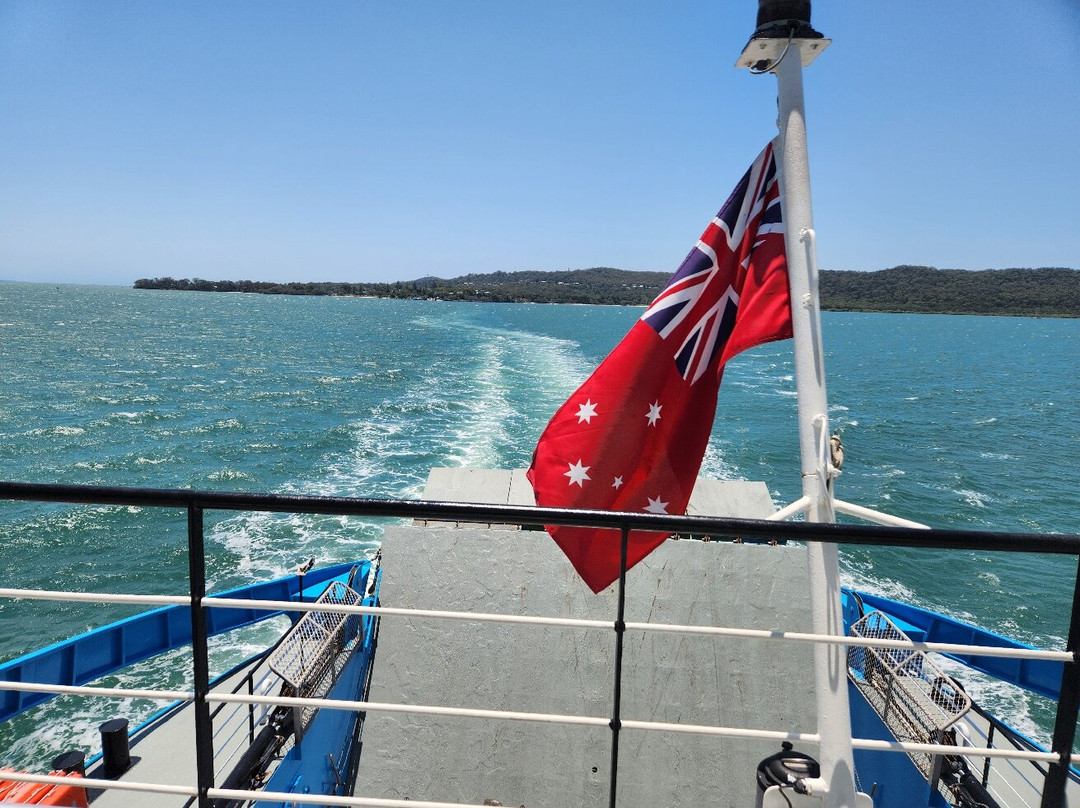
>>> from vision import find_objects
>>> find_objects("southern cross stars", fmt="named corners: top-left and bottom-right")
top-left (646, 400), bottom-right (662, 426)
top-left (575, 399), bottom-right (598, 424)
top-left (564, 459), bottom-right (591, 487)
top-left (644, 495), bottom-right (669, 514)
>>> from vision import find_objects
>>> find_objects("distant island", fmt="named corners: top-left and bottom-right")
top-left (134, 265), bottom-right (1080, 318)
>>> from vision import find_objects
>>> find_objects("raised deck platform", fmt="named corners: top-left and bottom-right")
top-left (352, 469), bottom-right (816, 808)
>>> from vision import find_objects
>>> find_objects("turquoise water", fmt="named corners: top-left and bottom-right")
top-left (1, 282), bottom-right (1077, 765)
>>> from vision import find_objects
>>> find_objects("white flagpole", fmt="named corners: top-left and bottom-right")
top-left (738, 4), bottom-right (859, 806)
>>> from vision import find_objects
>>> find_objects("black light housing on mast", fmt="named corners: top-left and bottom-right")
top-left (753, 0), bottom-right (822, 41)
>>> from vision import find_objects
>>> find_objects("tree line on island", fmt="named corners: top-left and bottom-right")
top-left (134, 265), bottom-right (1080, 318)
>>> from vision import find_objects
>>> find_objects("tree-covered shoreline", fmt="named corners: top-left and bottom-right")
top-left (134, 265), bottom-right (1080, 318)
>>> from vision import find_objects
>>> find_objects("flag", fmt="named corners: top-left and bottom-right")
top-left (527, 141), bottom-right (791, 593)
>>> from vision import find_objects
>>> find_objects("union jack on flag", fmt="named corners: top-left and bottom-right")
top-left (641, 144), bottom-right (784, 384)
top-left (528, 141), bottom-right (792, 593)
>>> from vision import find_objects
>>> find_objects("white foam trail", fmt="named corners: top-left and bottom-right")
top-left (443, 337), bottom-right (517, 470)
top-left (935, 656), bottom-right (1050, 749)
top-left (412, 312), bottom-right (592, 471)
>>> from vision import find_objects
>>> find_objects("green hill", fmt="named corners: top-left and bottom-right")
top-left (134, 265), bottom-right (1080, 317)
top-left (819, 265), bottom-right (1079, 317)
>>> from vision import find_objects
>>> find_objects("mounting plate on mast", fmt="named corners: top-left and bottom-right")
top-left (736, 0), bottom-right (829, 71)
top-left (736, 36), bottom-right (830, 71)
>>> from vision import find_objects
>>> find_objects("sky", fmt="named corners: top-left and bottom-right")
top-left (1, 1), bottom-right (1078, 287)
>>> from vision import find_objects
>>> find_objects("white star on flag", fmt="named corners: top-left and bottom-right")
top-left (564, 459), bottom-right (591, 487)
top-left (575, 399), bottom-right (598, 424)
top-left (646, 401), bottom-right (662, 426)
top-left (612, 476), bottom-right (624, 489)
top-left (644, 495), bottom-right (669, 514)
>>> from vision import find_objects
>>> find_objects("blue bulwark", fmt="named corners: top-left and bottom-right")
top-left (843, 589), bottom-right (1063, 701)
top-left (0, 561), bottom-right (362, 722)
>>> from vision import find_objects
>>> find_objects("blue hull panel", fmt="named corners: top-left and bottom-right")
top-left (0, 561), bottom-right (363, 722)
top-left (252, 632), bottom-right (376, 806)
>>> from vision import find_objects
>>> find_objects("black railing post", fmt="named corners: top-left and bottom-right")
top-left (982, 722), bottom-right (995, 787)
top-left (1041, 555), bottom-right (1080, 808)
top-left (248, 673), bottom-right (256, 744)
top-left (187, 504), bottom-right (215, 808)
top-left (607, 526), bottom-right (629, 808)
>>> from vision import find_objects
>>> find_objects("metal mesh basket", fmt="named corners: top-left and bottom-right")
top-left (268, 580), bottom-right (363, 738)
top-left (848, 610), bottom-right (971, 784)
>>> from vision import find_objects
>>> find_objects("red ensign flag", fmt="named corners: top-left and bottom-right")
top-left (527, 141), bottom-right (792, 592)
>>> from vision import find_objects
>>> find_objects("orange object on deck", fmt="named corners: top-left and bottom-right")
top-left (0, 767), bottom-right (21, 800)
top-left (0, 770), bottom-right (89, 806)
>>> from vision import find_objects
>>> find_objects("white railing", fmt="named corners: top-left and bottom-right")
top-left (0, 590), bottom-right (1075, 790)
top-left (2, 477), bottom-right (1078, 808)
top-left (1, 587), bottom-right (1071, 662)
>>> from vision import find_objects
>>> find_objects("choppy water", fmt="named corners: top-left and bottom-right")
top-left (0, 282), bottom-right (1077, 766)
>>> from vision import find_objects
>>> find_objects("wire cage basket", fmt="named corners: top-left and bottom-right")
top-left (848, 610), bottom-right (972, 785)
top-left (267, 580), bottom-right (363, 740)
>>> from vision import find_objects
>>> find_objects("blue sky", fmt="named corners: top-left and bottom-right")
top-left (2, 1), bottom-right (1078, 286)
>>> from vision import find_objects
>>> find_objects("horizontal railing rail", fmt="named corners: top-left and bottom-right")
top-left (2, 479), bottom-right (1079, 808)
top-left (2, 480), bottom-right (1080, 555)
top-left (0, 676), bottom-right (1072, 764)
top-left (0, 588), bottom-right (1071, 663)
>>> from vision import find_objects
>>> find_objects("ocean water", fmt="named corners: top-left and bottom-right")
top-left (0, 282), bottom-right (1077, 767)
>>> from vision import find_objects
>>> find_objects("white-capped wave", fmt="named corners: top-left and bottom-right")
top-left (207, 468), bottom-right (253, 481)
top-left (211, 509), bottom-right (381, 585)
top-left (957, 489), bottom-right (989, 508)
top-left (699, 441), bottom-right (741, 483)
top-left (839, 563), bottom-right (919, 604)
top-left (976, 570), bottom-right (1002, 588)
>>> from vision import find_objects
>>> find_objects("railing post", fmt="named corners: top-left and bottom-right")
top-left (248, 673), bottom-right (256, 744)
top-left (607, 526), bottom-right (629, 808)
top-left (982, 722), bottom-right (995, 787)
top-left (1041, 555), bottom-right (1080, 808)
top-left (187, 503), bottom-right (215, 808)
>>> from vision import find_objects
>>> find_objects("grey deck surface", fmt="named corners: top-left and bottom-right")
top-left (353, 470), bottom-right (817, 808)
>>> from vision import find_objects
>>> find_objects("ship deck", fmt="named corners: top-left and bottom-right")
top-left (81, 469), bottom-right (817, 808)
